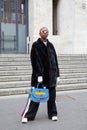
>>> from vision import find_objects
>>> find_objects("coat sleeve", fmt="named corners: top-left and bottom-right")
top-left (55, 51), bottom-right (60, 77)
top-left (30, 44), bottom-right (43, 77)
top-left (52, 44), bottom-right (60, 77)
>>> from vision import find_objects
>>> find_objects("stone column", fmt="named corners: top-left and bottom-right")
top-left (28, 0), bottom-right (53, 45)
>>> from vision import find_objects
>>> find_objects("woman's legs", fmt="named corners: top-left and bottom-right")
top-left (25, 101), bottom-right (40, 120)
top-left (47, 87), bottom-right (57, 119)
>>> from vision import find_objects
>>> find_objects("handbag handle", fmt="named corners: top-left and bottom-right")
top-left (36, 83), bottom-right (45, 88)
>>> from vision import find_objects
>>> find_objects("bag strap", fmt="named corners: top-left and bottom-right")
top-left (36, 83), bottom-right (44, 88)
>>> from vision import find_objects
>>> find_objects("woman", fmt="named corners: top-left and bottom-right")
top-left (22, 27), bottom-right (60, 123)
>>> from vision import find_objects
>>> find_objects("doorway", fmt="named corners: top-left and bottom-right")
top-left (0, 0), bottom-right (28, 54)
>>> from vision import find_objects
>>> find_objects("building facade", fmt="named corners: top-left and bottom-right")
top-left (0, 0), bottom-right (87, 54)
top-left (29, 0), bottom-right (87, 54)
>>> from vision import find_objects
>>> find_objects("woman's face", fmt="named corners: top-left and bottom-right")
top-left (39, 27), bottom-right (49, 39)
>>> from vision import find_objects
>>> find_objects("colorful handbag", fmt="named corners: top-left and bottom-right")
top-left (31, 83), bottom-right (49, 103)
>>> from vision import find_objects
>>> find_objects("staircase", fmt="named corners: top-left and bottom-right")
top-left (0, 54), bottom-right (87, 96)
top-left (0, 54), bottom-right (31, 96)
top-left (57, 54), bottom-right (87, 91)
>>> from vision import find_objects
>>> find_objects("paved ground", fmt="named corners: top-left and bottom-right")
top-left (0, 89), bottom-right (87, 130)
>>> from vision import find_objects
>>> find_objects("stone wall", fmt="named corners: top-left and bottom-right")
top-left (28, 0), bottom-right (87, 54)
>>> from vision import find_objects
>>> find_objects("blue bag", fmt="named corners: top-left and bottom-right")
top-left (31, 83), bottom-right (49, 103)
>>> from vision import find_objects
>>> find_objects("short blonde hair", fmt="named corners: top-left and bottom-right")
top-left (39, 27), bottom-right (49, 33)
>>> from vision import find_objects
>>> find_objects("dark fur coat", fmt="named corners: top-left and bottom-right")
top-left (30, 38), bottom-right (60, 88)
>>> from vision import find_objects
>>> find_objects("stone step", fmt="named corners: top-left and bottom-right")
top-left (0, 81), bottom-right (30, 89)
top-left (0, 72), bottom-right (87, 81)
top-left (1, 57), bottom-right (87, 62)
top-left (0, 60), bottom-right (87, 67)
top-left (0, 72), bottom-right (87, 82)
top-left (59, 64), bottom-right (87, 68)
top-left (0, 66), bottom-right (31, 71)
top-left (0, 54), bottom-right (29, 57)
top-left (0, 54), bottom-right (87, 58)
top-left (0, 69), bottom-right (86, 77)
top-left (0, 72), bottom-right (86, 81)
top-left (0, 62), bottom-right (30, 66)
top-left (0, 87), bottom-right (29, 96)
top-left (58, 56), bottom-right (87, 60)
top-left (59, 77), bottom-right (87, 85)
top-left (0, 55), bottom-right (87, 63)
top-left (0, 77), bottom-right (87, 89)
top-left (0, 70), bottom-right (32, 76)
top-left (0, 76), bottom-right (87, 87)
top-left (1, 63), bottom-right (87, 70)
top-left (58, 54), bottom-right (87, 57)
top-left (0, 75), bottom-right (30, 82)
top-left (56, 83), bottom-right (87, 91)
top-left (59, 61), bottom-right (87, 64)
top-left (1, 60), bottom-right (87, 65)
top-left (60, 68), bottom-right (87, 73)
top-left (0, 68), bottom-right (87, 76)
top-left (0, 61), bottom-right (87, 67)
top-left (0, 83), bottom-right (87, 96)
top-left (61, 73), bottom-right (87, 79)
top-left (1, 54), bottom-right (87, 59)
top-left (0, 57), bottom-right (30, 62)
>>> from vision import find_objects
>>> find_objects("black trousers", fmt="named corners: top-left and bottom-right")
top-left (25, 87), bottom-right (57, 120)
